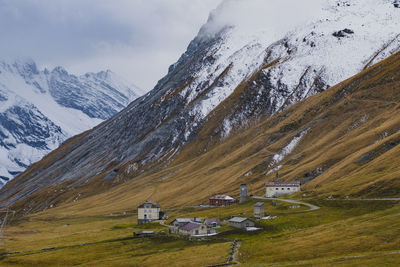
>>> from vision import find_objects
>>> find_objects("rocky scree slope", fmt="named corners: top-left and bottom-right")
top-left (0, 0), bottom-right (400, 210)
top-left (0, 59), bottom-right (143, 187)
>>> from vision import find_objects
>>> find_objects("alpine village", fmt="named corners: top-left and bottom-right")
top-left (1, 1), bottom-right (400, 266)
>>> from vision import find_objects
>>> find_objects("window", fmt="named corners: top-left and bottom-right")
top-left (276, 188), bottom-right (279, 190)
top-left (281, 188), bottom-right (284, 190)
top-left (145, 205), bottom-right (150, 209)
top-left (287, 188), bottom-right (291, 190)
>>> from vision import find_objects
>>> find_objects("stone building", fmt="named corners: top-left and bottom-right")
top-left (266, 181), bottom-right (301, 197)
top-left (228, 217), bottom-right (255, 229)
top-left (137, 200), bottom-right (164, 224)
top-left (254, 202), bottom-right (265, 219)
top-left (169, 218), bottom-right (201, 234)
top-left (178, 222), bottom-right (215, 236)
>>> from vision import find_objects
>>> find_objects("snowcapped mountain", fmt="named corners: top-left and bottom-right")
top-left (0, 59), bottom-right (143, 187)
top-left (0, 0), bottom-right (400, 210)
top-left (180, 0), bottom-right (400, 139)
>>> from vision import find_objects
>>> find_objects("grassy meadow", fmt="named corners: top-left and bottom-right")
top-left (2, 197), bottom-right (400, 266)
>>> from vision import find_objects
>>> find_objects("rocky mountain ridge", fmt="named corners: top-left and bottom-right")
top-left (0, 59), bottom-right (143, 187)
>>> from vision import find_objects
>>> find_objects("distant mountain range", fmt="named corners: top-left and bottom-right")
top-left (1, 0), bottom-right (400, 214)
top-left (0, 59), bottom-right (144, 187)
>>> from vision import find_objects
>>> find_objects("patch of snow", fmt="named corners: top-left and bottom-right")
top-left (261, 216), bottom-right (277, 220)
top-left (266, 129), bottom-right (309, 174)
top-left (222, 118), bottom-right (233, 139)
top-left (244, 171), bottom-right (252, 177)
top-left (192, 232), bottom-right (219, 237)
top-left (246, 227), bottom-right (262, 231)
top-left (348, 114), bottom-right (369, 131)
top-left (8, 144), bottom-right (47, 167)
top-left (266, 165), bottom-right (283, 175)
top-left (272, 130), bottom-right (309, 165)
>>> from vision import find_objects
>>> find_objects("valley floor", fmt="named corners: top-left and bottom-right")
top-left (1, 197), bottom-right (400, 266)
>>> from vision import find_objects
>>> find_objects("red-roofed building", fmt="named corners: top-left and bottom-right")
top-left (209, 194), bottom-right (238, 206)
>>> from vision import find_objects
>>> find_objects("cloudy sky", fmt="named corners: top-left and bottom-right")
top-left (0, 0), bottom-right (222, 90)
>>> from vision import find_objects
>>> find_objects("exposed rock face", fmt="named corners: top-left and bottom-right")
top-left (0, 59), bottom-right (143, 187)
top-left (1, 0), bottom-right (400, 208)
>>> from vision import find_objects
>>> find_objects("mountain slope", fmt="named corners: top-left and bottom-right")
top-left (4, 48), bottom-right (400, 219)
top-left (0, 59), bottom-right (143, 187)
top-left (1, 0), bottom-right (400, 212)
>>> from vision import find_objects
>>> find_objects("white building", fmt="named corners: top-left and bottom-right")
top-left (169, 218), bottom-right (202, 234)
top-left (169, 218), bottom-right (217, 236)
top-left (266, 181), bottom-right (301, 197)
top-left (228, 217), bottom-right (255, 229)
top-left (137, 200), bottom-right (163, 224)
top-left (178, 222), bottom-right (216, 236)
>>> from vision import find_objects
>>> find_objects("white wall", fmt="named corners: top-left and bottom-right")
top-left (138, 207), bottom-right (160, 220)
top-left (266, 186), bottom-right (300, 197)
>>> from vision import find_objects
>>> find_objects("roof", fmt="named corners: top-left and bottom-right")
top-left (204, 218), bottom-right (221, 225)
top-left (173, 218), bottom-right (193, 224)
top-left (266, 181), bottom-right (300, 187)
top-left (140, 231), bottom-right (154, 234)
top-left (137, 200), bottom-right (161, 208)
top-left (179, 222), bottom-right (203, 231)
top-left (254, 202), bottom-right (264, 207)
top-left (210, 194), bottom-right (236, 200)
top-left (175, 218), bottom-right (192, 223)
top-left (172, 218), bottom-right (202, 224)
top-left (228, 217), bottom-right (253, 223)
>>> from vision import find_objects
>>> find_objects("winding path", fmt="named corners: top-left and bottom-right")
top-left (252, 196), bottom-right (320, 212)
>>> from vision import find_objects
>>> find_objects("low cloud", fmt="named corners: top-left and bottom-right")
top-left (0, 0), bottom-right (221, 90)
top-left (200, 0), bottom-right (326, 40)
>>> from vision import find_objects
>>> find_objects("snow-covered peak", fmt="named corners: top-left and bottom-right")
top-left (12, 58), bottom-right (39, 76)
top-left (82, 70), bottom-right (145, 102)
top-left (179, 0), bottom-right (400, 131)
top-left (0, 58), bottom-right (144, 187)
top-left (51, 66), bottom-right (69, 75)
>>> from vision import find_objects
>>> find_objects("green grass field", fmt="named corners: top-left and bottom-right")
top-left (2, 198), bottom-right (399, 266)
